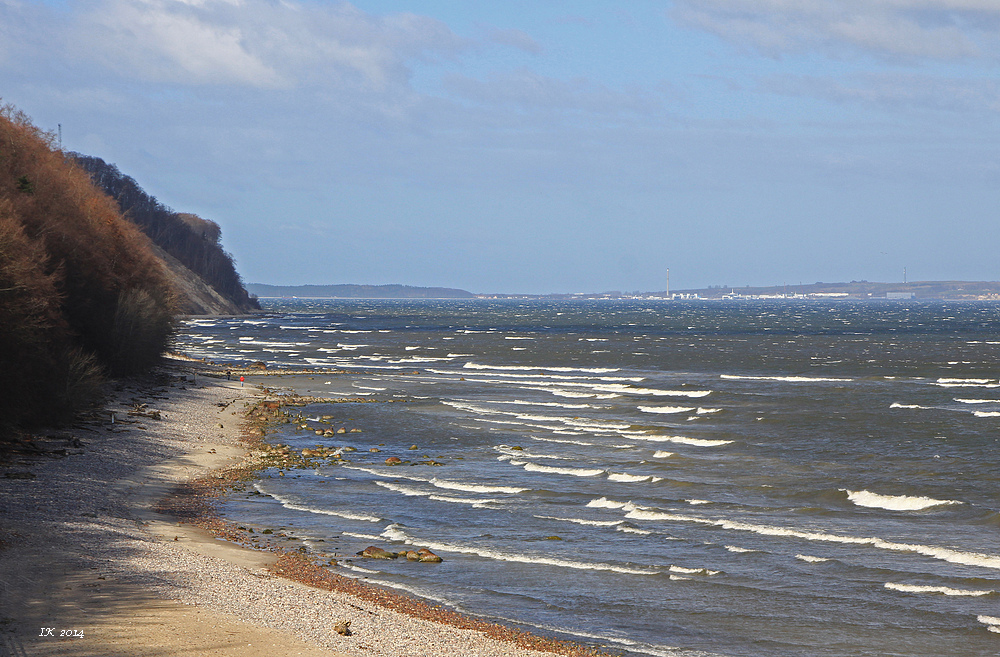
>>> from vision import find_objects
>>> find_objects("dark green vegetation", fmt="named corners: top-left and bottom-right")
top-left (73, 154), bottom-right (260, 314)
top-left (247, 283), bottom-right (474, 299)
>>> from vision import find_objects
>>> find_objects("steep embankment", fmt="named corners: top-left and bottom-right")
top-left (0, 102), bottom-right (175, 431)
top-left (72, 154), bottom-right (260, 315)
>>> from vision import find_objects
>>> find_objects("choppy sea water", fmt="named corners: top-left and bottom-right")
top-left (174, 299), bottom-right (1000, 656)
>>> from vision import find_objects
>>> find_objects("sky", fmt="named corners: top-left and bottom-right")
top-left (2, 0), bottom-right (999, 293)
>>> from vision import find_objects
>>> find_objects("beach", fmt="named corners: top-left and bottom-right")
top-left (0, 359), bottom-right (589, 657)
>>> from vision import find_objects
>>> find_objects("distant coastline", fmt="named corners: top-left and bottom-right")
top-left (251, 280), bottom-right (1000, 302)
top-left (247, 283), bottom-right (475, 299)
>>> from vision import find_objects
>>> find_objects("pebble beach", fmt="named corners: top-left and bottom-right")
top-left (0, 359), bottom-right (600, 657)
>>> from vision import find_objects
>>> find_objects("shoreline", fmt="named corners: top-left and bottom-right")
top-left (0, 358), bottom-right (613, 657)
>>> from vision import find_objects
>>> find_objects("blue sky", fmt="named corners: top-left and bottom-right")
top-left (3, 0), bottom-right (999, 293)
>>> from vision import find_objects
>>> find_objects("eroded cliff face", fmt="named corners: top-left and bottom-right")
top-left (149, 244), bottom-right (248, 315)
top-left (71, 153), bottom-right (260, 315)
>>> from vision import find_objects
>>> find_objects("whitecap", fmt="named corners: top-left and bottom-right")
top-left (430, 477), bottom-right (527, 494)
top-left (885, 582), bottom-right (993, 596)
top-left (843, 489), bottom-right (962, 511)
top-left (535, 515), bottom-right (624, 527)
top-left (523, 463), bottom-right (604, 477)
top-left (639, 405), bottom-right (696, 414)
top-left (889, 402), bottom-right (930, 410)
top-left (464, 362), bottom-right (620, 374)
top-left (974, 411), bottom-right (1000, 417)
top-left (252, 484), bottom-right (381, 522)
top-left (586, 497), bottom-right (633, 509)
top-left (608, 473), bottom-right (658, 483)
top-left (721, 374), bottom-right (852, 383)
top-left (616, 526), bottom-right (653, 535)
top-left (638, 435), bottom-right (733, 447)
top-left (795, 555), bottom-right (830, 563)
top-left (652, 450), bottom-right (675, 458)
top-left (955, 398), bottom-right (1000, 404)
top-left (393, 535), bottom-right (658, 575)
top-left (668, 565), bottom-right (719, 576)
top-left (621, 508), bottom-right (1000, 571)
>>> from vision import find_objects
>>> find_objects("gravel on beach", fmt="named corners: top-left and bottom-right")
top-left (0, 364), bottom-right (613, 657)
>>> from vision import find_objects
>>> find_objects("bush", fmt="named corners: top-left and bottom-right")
top-left (0, 101), bottom-right (177, 435)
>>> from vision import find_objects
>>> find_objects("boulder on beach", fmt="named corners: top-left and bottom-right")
top-left (334, 619), bottom-right (351, 636)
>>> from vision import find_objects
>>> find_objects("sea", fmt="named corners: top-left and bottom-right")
top-left (173, 299), bottom-right (1000, 656)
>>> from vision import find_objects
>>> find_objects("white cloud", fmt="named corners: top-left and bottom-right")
top-left (762, 72), bottom-right (1000, 113)
top-left (3, 0), bottom-right (465, 90)
top-left (484, 26), bottom-right (544, 54)
top-left (672, 0), bottom-right (1000, 60)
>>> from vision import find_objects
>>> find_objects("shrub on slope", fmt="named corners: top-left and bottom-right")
top-left (0, 102), bottom-right (175, 431)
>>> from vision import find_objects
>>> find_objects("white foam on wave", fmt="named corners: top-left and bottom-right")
top-left (493, 445), bottom-right (574, 460)
top-left (720, 374), bottom-right (852, 383)
top-left (541, 388), bottom-right (619, 399)
top-left (386, 531), bottom-right (659, 575)
top-left (608, 473), bottom-right (662, 483)
top-left (885, 582), bottom-right (993, 596)
top-left (669, 565), bottom-right (719, 576)
top-left (795, 554), bottom-right (830, 563)
top-left (522, 462), bottom-right (604, 477)
top-left (634, 435), bottom-right (733, 447)
top-left (955, 398), bottom-right (1000, 404)
top-left (340, 563), bottom-right (380, 575)
top-left (535, 514), bottom-right (625, 527)
top-left (843, 489), bottom-right (962, 511)
top-left (620, 506), bottom-right (1000, 571)
top-left (342, 531), bottom-right (383, 541)
top-left (978, 615), bottom-right (1000, 632)
top-left (938, 378), bottom-right (995, 384)
top-left (725, 545), bottom-right (759, 553)
top-left (696, 407), bottom-right (722, 414)
top-left (639, 405), bottom-right (696, 414)
top-left (430, 477), bottom-right (528, 494)
top-left (889, 402), bottom-right (932, 410)
top-left (464, 362), bottom-right (620, 374)
top-left (974, 411), bottom-right (1000, 417)
top-left (373, 481), bottom-right (502, 506)
top-left (587, 497), bottom-right (636, 510)
top-left (253, 484), bottom-right (381, 522)
top-left (617, 526), bottom-right (653, 535)
top-left (469, 398), bottom-right (593, 409)
top-left (686, 499), bottom-right (712, 505)
top-left (532, 436), bottom-right (598, 447)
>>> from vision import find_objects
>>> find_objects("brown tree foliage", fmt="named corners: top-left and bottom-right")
top-left (0, 102), bottom-right (176, 432)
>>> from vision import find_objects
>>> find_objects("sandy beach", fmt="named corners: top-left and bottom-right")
top-left (0, 360), bottom-right (601, 657)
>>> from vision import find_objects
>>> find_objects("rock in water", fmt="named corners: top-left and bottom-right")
top-left (417, 548), bottom-right (443, 563)
top-left (359, 546), bottom-right (397, 559)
